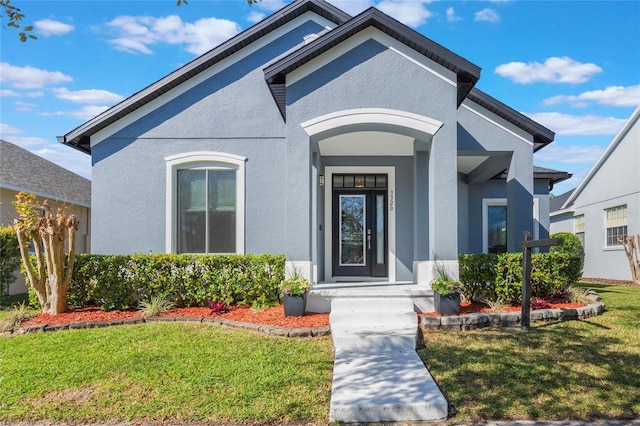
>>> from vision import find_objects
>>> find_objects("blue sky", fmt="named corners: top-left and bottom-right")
top-left (1, 0), bottom-right (639, 196)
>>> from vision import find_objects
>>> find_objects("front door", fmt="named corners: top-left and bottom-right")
top-left (332, 174), bottom-right (388, 277)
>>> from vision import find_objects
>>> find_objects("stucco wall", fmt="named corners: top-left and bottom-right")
top-left (90, 20), bottom-right (325, 255)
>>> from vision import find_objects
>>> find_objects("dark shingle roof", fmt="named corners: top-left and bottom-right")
top-left (467, 89), bottom-right (555, 151)
top-left (0, 139), bottom-right (91, 207)
top-left (550, 189), bottom-right (575, 213)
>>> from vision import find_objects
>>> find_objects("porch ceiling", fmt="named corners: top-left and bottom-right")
top-left (318, 131), bottom-right (416, 156)
top-left (457, 155), bottom-right (488, 174)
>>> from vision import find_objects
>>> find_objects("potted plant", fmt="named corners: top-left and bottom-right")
top-left (431, 268), bottom-right (463, 315)
top-left (281, 267), bottom-right (311, 317)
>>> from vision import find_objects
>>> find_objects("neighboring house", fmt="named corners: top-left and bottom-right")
top-left (0, 139), bottom-right (91, 294)
top-left (550, 105), bottom-right (640, 282)
top-left (58, 0), bottom-right (567, 291)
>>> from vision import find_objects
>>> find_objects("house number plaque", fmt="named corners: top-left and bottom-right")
top-left (389, 190), bottom-right (394, 211)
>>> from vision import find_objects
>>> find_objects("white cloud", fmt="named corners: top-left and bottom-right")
top-left (34, 18), bottom-right (74, 36)
top-left (52, 87), bottom-right (124, 104)
top-left (329, 0), bottom-right (374, 16)
top-left (446, 7), bottom-right (462, 23)
top-left (43, 105), bottom-right (111, 121)
top-left (474, 8), bottom-right (500, 23)
top-left (15, 101), bottom-right (37, 112)
top-left (377, 1), bottom-right (433, 28)
top-left (0, 123), bottom-right (23, 135)
top-left (526, 112), bottom-right (627, 136)
top-left (495, 57), bottom-right (602, 84)
top-left (544, 85), bottom-right (640, 108)
top-left (107, 15), bottom-right (241, 56)
top-left (246, 11), bottom-right (266, 24)
top-left (534, 144), bottom-right (606, 166)
top-left (0, 89), bottom-right (19, 97)
top-left (0, 62), bottom-right (73, 89)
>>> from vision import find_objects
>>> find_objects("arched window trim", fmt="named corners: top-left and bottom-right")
top-left (165, 152), bottom-right (246, 254)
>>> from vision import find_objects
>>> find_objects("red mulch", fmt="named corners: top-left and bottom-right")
top-left (20, 304), bottom-right (330, 328)
top-left (19, 299), bottom-right (586, 327)
top-left (420, 300), bottom-right (585, 317)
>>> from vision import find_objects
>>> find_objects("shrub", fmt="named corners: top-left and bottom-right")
top-left (0, 302), bottom-right (31, 331)
top-left (458, 253), bottom-right (498, 301)
top-left (550, 232), bottom-right (584, 287)
top-left (66, 253), bottom-right (285, 311)
top-left (0, 226), bottom-right (21, 297)
top-left (138, 295), bottom-right (175, 317)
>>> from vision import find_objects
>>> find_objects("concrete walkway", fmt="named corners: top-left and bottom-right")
top-left (329, 296), bottom-right (448, 423)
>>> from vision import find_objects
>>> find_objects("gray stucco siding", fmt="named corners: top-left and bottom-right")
top-left (92, 19), bottom-right (326, 165)
top-left (91, 138), bottom-right (287, 255)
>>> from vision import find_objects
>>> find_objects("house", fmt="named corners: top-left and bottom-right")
top-left (58, 0), bottom-right (568, 303)
top-left (550, 105), bottom-right (640, 282)
top-left (0, 139), bottom-right (91, 294)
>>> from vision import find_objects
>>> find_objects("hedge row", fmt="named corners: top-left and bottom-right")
top-left (0, 227), bottom-right (21, 296)
top-left (458, 233), bottom-right (584, 304)
top-left (65, 254), bottom-right (286, 311)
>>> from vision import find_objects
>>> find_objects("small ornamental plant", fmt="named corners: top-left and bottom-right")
top-left (208, 300), bottom-right (229, 315)
top-left (282, 277), bottom-right (311, 296)
top-left (281, 261), bottom-right (311, 296)
top-left (430, 265), bottom-right (463, 296)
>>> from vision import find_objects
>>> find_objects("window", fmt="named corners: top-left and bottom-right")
top-left (483, 199), bottom-right (507, 254)
top-left (605, 205), bottom-right (627, 247)
top-left (574, 214), bottom-right (585, 248)
top-left (166, 152), bottom-right (245, 254)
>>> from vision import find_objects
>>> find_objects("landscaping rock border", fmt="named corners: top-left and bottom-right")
top-left (420, 301), bottom-right (606, 331)
top-left (2, 316), bottom-right (332, 338)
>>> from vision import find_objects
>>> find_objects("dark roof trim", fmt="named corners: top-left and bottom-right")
top-left (264, 7), bottom-right (481, 119)
top-left (466, 88), bottom-right (555, 151)
top-left (58, 0), bottom-right (350, 154)
top-left (496, 166), bottom-right (571, 191)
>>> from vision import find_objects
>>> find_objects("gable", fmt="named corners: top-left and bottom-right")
top-left (564, 105), bottom-right (640, 209)
top-left (59, 0), bottom-right (350, 153)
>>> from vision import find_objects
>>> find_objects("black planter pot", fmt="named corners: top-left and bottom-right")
top-left (283, 293), bottom-right (307, 317)
top-left (434, 291), bottom-right (461, 315)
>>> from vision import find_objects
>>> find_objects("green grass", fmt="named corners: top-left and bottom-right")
top-left (420, 283), bottom-right (640, 422)
top-left (0, 293), bottom-right (33, 322)
top-left (0, 323), bottom-right (334, 423)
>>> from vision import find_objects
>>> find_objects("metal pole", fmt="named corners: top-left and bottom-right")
top-left (521, 233), bottom-right (532, 331)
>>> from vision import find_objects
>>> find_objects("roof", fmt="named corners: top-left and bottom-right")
top-left (550, 189), bottom-right (575, 214)
top-left (467, 89), bottom-right (555, 151)
top-left (561, 104), bottom-right (640, 210)
top-left (0, 139), bottom-right (91, 207)
top-left (496, 165), bottom-right (571, 189)
top-left (58, 0), bottom-right (554, 157)
top-left (264, 6), bottom-right (481, 119)
top-left (58, 0), bottom-right (350, 154)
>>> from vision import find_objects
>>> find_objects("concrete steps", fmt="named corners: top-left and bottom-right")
top-left (329, 296), bottom-right (448, 423)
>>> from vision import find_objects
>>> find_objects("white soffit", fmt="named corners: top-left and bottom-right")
top-left (318, 131), bottom-right (415, 156)
top-left (457, 156), bottom-right (489, 174)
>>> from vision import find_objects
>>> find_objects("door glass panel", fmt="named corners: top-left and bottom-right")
top-left (177, 170), bottom-right (206, 253)
top-left (340, 195), bottom-right (366, 266)
top-left (487, 205), bottom-right (507, 254)
top-left (376, 194), bottom-right (385, 264)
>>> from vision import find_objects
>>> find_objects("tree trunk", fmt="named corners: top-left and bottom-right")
top-left (620, 234), bottom-right (640, 285)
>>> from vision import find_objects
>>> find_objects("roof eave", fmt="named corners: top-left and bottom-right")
top-left (264, 7), bottom-right (481, 119)
top-left (61, 0), bottom-right (350, 153)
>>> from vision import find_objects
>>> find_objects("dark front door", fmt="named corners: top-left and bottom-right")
top-left (332, 174), bottom-right (388, 277)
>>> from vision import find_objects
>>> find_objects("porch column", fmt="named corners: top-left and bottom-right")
top-left (414, 150), bottom-right (429, 261)
top-left (414, 129), bottom-right (459, 286)
top-left (506, 146), bottom-right (534, 252)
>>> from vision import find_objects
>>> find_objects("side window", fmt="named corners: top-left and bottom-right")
top-left (166, 152), bottom-right (245, 254)
top-left (483, 199), bottom-right (507, 254)
top-left (605, 205), bottom-right (627, 247)
top-left (574, 214), bottom-right (585, 248)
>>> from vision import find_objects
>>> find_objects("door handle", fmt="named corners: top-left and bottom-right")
top-left (367, 229), bottom-right (371, 250)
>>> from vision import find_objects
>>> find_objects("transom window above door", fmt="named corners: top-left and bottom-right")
top-left (332, 174), bottom-right (387, 189)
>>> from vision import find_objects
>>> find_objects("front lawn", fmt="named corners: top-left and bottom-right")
top-left (420, 283), bottom-right (640, 421)
top-left (0, 323), bottom-right (334, 423)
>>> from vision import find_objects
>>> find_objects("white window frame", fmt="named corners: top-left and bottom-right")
top-left (482, 198), bottom-right (507, 254)
top-left (604, 205), bottom-right (627, 248)
top-left (574, 214), bottom-right (585, 247)
top-left (165, 152), bottom-right (246, 254)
